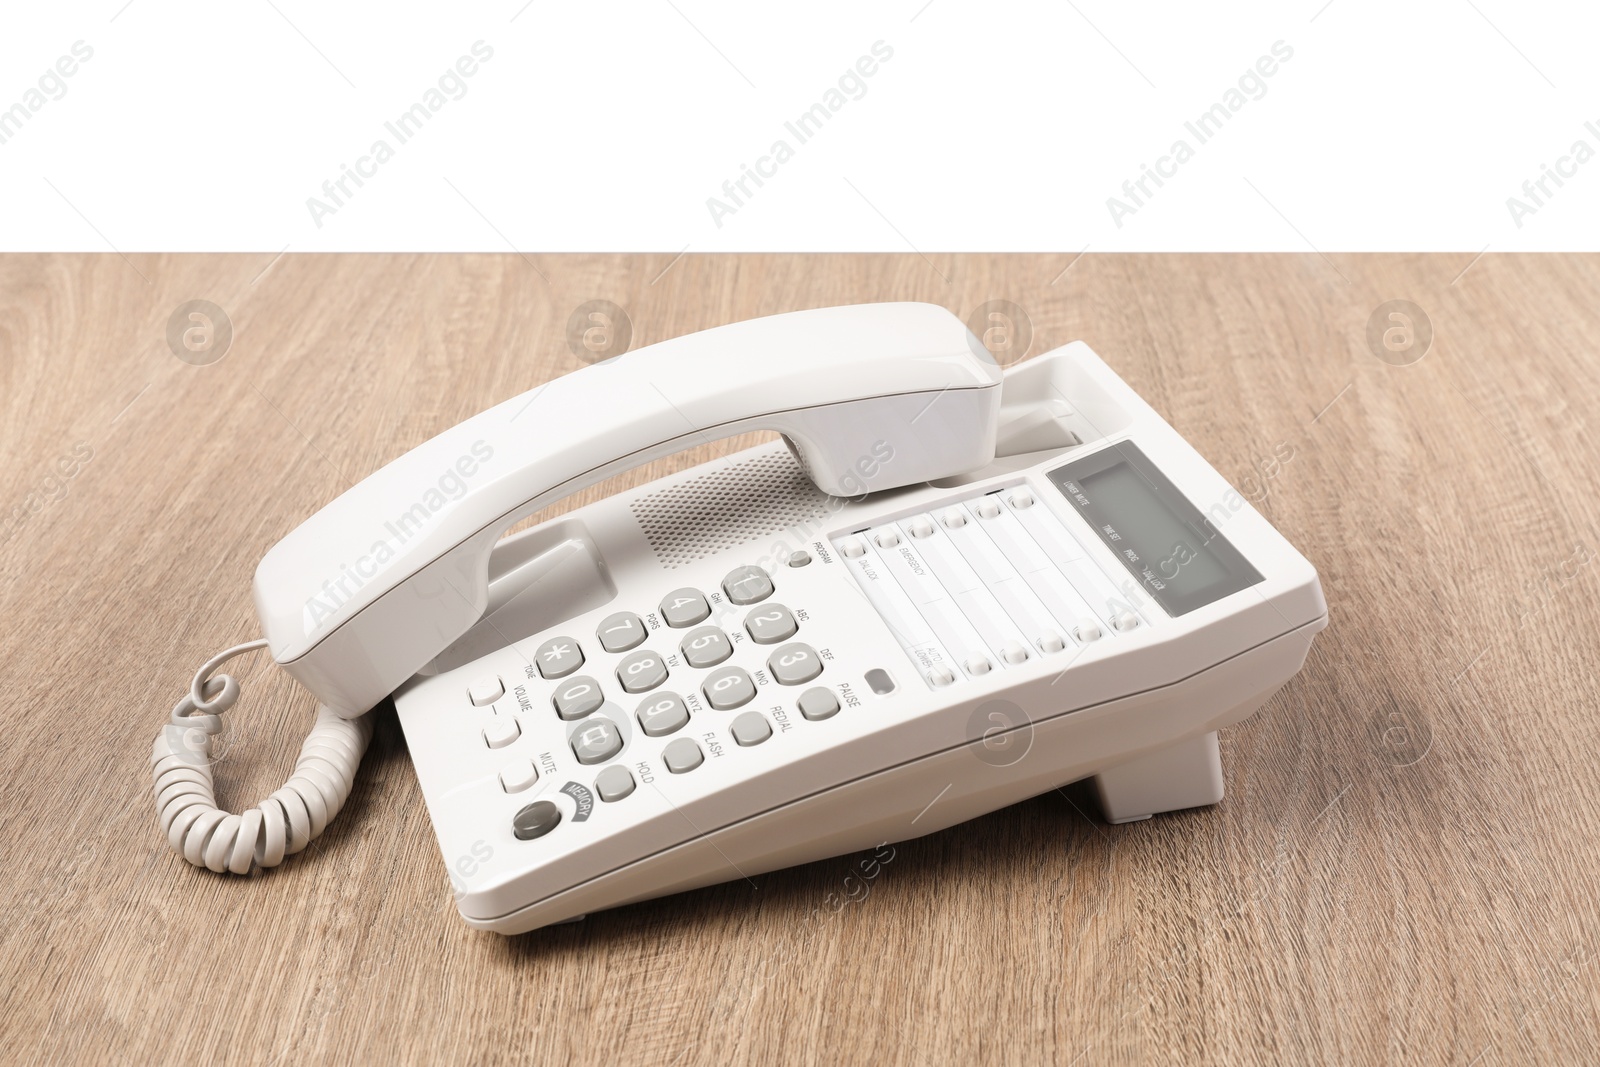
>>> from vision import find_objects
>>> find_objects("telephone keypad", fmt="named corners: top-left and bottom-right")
top-left (595, 765), bottom-right (636, 802)
top-left (744, 604), bottom-right (797, 645)
top-left (637, 692), bottom-right (690, 737)
top-left (552, 676), bottom-right (604, 721)
top-left (617, 650), bottom-right (668, 693)
top-left (768, 642), bottom-right (823, 686)
top-left (703, 666), bottom-right (756, 710)
top-left (596, 611), bottom-right (648, 653)
top-left (660, 588), bottom-right (710, 628)
top-left (680, 626), bottom-right (733, 668)
top-left (730, 711), bottom-right (773, 746)
top-left (722, 565), bottom-right (774, 605)
top-left (535, 637), bottom-right (584, 679)
top-left (662, 738), bottom-right (704, 774)
top-left (571, 718), bottom-right (624, 765)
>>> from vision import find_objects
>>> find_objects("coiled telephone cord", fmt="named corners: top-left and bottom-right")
top-left (149, 640), bottom-right (372, 873)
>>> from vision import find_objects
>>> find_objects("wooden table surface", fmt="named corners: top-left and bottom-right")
top-left (3, 253), bottom-right (1598, 1066)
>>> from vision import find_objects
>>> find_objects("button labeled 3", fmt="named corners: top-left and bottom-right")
top-left (768, 642), bottom-right (823, 686)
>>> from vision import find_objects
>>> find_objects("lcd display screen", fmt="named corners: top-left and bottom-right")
top-left (1046, 442), bottom-right (1263, 615)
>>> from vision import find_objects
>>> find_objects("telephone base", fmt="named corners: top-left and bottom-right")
top-left (1092, 731), bottom-right (1225, 824)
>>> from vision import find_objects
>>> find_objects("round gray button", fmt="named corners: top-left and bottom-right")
top-left (596, 611), bottom-right (647, 653)
top-left (662, 737), bottom-right (704, 774)
top-left (535, 636), bottom-right (584, 679)
top-left (702, 666), bottom-right (756, 710)
top-left (798, 686), bottom-right (840, 721)
top-left (512, 800), bottom-right (562, 840)
top-left (730, 711), bottom-right (773, 746)
top-left (680, 626), bottom-right (733, 668)
top-left (722, 565), bottom-right (774, 605)
top-left (787, 550), bottom-right (812, 568)
top-left (570, 717), bottom-right (623, 765)
top-left (617, 649), bottom-right (668, 693)
top-left (744, 603), bottom-right (797, 645)
top-left (768, 642), bottom-right (823, 686)
top-left (660, 588), bottom-right (710, 628)
top-left (595, 765), bottom-right (636, 802)
top-left (552, 675), bottom-right (604, 720)
top-left (636, 692), bottom-right (690, 737)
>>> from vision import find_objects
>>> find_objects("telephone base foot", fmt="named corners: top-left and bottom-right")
top-left (1092, 731), bottom-right (1224, 824)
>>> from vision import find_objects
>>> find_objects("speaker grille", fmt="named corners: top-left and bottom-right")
top-left (631, 450), bottom-right (834, 568)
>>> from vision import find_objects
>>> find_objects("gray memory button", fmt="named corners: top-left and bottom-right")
top-left (662, 737), bottom-right (704, 774)
top-left (596, 611), bottom-right (647, 653)
top-left (702, 666), bottom-right (756, 710)
top-left (660, 588), bottom-right (710, 628)
top-left (570, 717), bottom-right (623, 765)
top-left (722, 565), bottom-right (774, 605)
top-left (744, 603), bottom-right (797, 645)
top-left (552, 675), bottom-right (604, 720)
top-left (797, 686), bottom-right (840, 721)
top-left (681, 626), bottom-right (732, 668)
top-left (636, 691), bottom-right (689, 737)
top-left (730, 711), bottom-right (773, 746)
top-left (768, 642), bottom-right (823, 686)
top-left (535, 636), bottom-right (584, 679)
top-left (595, 764), bottom-right (635, 802)
top-left (617, 649), bottom-right (668, 693)
top-left (512, 800), bottom-right (562, 841)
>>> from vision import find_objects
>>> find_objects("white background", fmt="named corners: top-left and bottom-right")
top-left (2, 1), bottom-right (1596, 251)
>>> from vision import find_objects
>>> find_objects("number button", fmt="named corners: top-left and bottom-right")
top-left (722, 565), bottom-right (774, 605)
top-left (744, 603), bottom-right (797, 645)
top-left (596, 611), bottom-right (647, 653)
top-left (768, 642), bottom-right (823, 686)
top-left (662, 738), bottom-right (704, 774)
top-left (660, 588), bottom-right (710, 628)
top-left (570, 718), bottom-right (623, 765)
top-left (680, 626), bottom-right (733, 668)
top-left (702, 666), bottom-right (756, 710)
top-left (636, 692), bottom-right (690, 737)
top-left (617, 650), bottom-right (668, 693)
top-left (551, 676), bottom-right (604, 721)
top-left (535, 637), bottom-right (584, 679)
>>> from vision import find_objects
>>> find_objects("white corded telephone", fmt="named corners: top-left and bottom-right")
top-left (151, 302), bottom-right (1327, 934)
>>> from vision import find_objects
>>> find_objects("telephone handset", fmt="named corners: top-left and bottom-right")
top-left (152, 302), bottom-right (1327, 932)
top-left (153, 304), bottom-right (1003, 870)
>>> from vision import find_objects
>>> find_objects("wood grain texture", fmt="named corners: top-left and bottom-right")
top-left (3, 253), bottom-right (1599, 1066)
